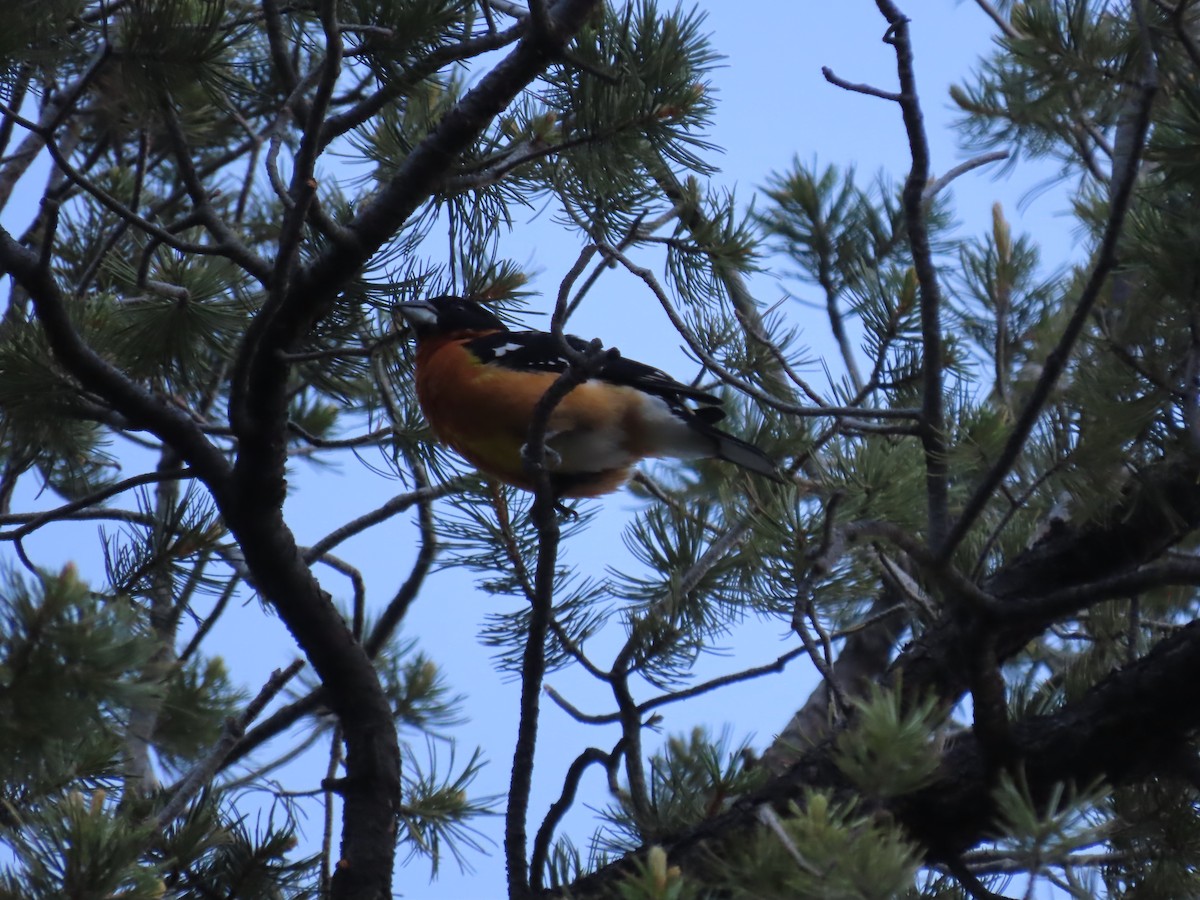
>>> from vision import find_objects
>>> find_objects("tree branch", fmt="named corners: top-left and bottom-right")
top-left (874, 2), bottom-right (950, 547)
top-left (548, 614), bottom-right (1200, 897)
top-left (939, 22), bottom-right (1158, 562)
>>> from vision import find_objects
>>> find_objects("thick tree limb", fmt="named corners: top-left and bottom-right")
top-left (545, 445), bottom-right (1200, 896)
top-left (549, 600), bottom-right (1200, 898)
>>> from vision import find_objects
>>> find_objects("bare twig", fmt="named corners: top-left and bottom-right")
top-left (365, 450), bottom-right (440, 656)
top-left (821, 66), bottom-right (903, 102)
top-left (529, 744), bottom-right (624, 891)
top-left (922, 151), bottom-right (1011, 204)
top-left (302, 479), bottom-right (469, 564)
top-left (0, 468), bottom-right (191, 541)
top-left (545, 645), bottom-right (810, 726)
top-left (972, 0), bottom-right (1023, 41)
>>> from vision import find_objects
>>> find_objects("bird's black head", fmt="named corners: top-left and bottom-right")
top-left (395, 295), bottom-right (508, 337)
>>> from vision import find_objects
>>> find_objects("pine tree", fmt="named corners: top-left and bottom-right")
top-left (2, 1), bottom-right (1200, 899)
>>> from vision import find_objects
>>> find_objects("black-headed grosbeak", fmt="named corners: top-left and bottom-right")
top-left (397, 295), bottom-right (783, 498)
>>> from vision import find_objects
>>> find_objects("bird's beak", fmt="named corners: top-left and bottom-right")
top-left (394, 301), bottom-right (438, 328)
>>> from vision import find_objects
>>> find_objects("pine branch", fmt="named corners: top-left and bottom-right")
top-left (643, 152), bottom-right (795, 397)
top-left (319, 22), bottom-right (526, 148)
top-left (157, 100), bottom-right (272, 284)
top-left (600, 238), bottom-right (919, 421)
top-left (873, 1), bottom-right (950, 547)
top-left (0, 45), bottom-right (109, 213)
top-left (939, 16), bottom-right (1159, 562)
top-left (150, 659), bottom-right (305, 831)
top-left (548, 438), bottom-right (1200, 896)
top-left (228, 0), bottom-right (602, 470)
top-left (972, 0), bottom-right (1024, 41)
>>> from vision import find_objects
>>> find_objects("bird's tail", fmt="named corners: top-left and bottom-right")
top-left (642, 397), bottom-right (785, 482)
top-left (709, 429), bottom-right (785, 482)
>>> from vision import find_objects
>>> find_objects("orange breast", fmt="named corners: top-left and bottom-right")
top-left (414, 336), bottom-right (647, 496)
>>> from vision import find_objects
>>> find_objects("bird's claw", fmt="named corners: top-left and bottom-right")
top-left (521, 442), bottom-right (561, 469)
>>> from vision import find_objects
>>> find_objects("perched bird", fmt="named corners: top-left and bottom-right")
top-left (396, 295), bottom-right (783, 498)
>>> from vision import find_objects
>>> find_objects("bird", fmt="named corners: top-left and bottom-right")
top-left (395, 295), bottom-right (784, 498)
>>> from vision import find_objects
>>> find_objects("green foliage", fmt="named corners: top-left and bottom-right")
top-left (613, 502), bottom-right (743, 686)
top-left (541, 0), bottom-right (722, 241)
top-left (398, 741), bottom-right (495, 875)
top-left (989, 770), bottom-right (1113, 885)
top-left (951, 0), bottom-right (1134, 168)
top-left (157, 793), bottom-right (318, 899)
top-left (375, 640), bottom-right (467, 734)
top-left (718, 793), bottom-right (921, 900)
top-left (0, 568), bottom-right (316, 899)
top-left (951, 203), bottom-right (1063, 411)
top-left (154, 655), bottom-right (244, 768)
top-left (0, 326), bottom-right (115, 498)
top-left (1103, 779), bottom-right (1200, 898)
top-left (761, 161), bottom-right (908, 298)
top-left (0, 0), bottom-right (86, 86)
top-left (0, 789), bottom-right (163, 900)
top-left (834, 684), bottom-right (940, 800)
top-left (100, 484), bottom-right (224, 601)
top-left (98, 252), bottom-right (248, 393)
top-left (342, 0), bottom-right (470, 68)
top-left (113, 0), bottom-right (244, 107)
top-left (0, 567), bottom-right (156, 788)
top-left (602, 728), bottom-right (765, 850)
top-left (614, 844), bottom-right (701, 900)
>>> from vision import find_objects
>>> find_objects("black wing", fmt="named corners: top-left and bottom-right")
top-left (466, 330), bottom-right (721, 408)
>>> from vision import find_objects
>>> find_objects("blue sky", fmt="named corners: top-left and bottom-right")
top-left (2, 3), bottom-right (1081, 897)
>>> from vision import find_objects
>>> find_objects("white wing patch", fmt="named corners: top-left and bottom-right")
top-left (490, 342), bottom-right (525, 358)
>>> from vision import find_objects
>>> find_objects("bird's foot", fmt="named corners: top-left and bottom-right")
top-left (521, 441), bottom-right (561, 469)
